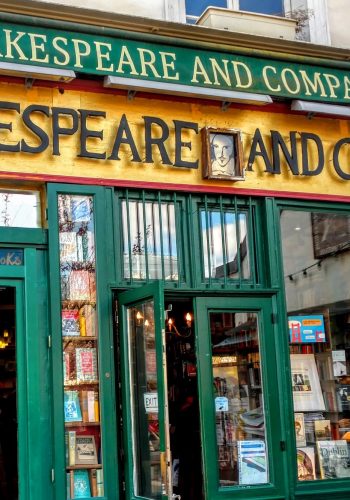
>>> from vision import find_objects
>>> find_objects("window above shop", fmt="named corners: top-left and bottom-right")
top-left (0, 189), bottom-right (42, 228)
top-left (185, 0), bottom-right (285, 23)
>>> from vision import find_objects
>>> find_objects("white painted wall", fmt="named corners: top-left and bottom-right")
top-left (327, 0), bottom-right (350, 48)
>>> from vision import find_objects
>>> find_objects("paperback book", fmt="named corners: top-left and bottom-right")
top-left (237, 440), bottom-right (268, 485)
top-left (75, 435), bottom-right (97, 465)
top-left (336, 385), bottom-right (350, 411)
top-left (317, 440), bottom-right (350, 478)
top-left (72, 469), bottom-right (91, 498)
top-left (76, 348), bottom-right (98, 382)
top-left (64, 390), bottom-right (82, 422)
top-left (297, 447), bottom-right (316, 480)
top-left (62, 309), bottom-right (80, 336)
top-left (294, 413), bottom-right (306, 447)
top-left (314, 419), bottom-right (331, 440)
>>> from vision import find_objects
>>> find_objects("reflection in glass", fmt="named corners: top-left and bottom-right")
top-left (0, 190), bottom-right (41, 228)
top-left (122, 200), bottom-right (178, 281)
top-left (201, 210), bottom-right (250, 280)
top-left (127, 300), bottom-right (161, 499)
top-left (209, 311), bottom-right (268, 486)
top-left (281, 210), bottom-right (350, 481)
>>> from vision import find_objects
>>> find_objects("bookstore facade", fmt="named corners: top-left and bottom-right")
top-left (2, 12), bottom-right (350, 500)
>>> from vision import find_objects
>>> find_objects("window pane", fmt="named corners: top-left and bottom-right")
top-left (58, 194), bottom-right (105, 498)
top-left (281, 210), bottom-right (350, 481)
top-left (127, 301), bottom-right (161, 499)
top-left (185, 0), bottom-right (227, 17)
top-left (239, 0), bottom-right (284, 16)
top-left (201, 210), bottom-right (250, 280)
top-left (122, 200), bottom-right (178, 281)
top-left (0, 190), bottom-right (41, 228)
top-left (210, 311), bottom-right (269, 486)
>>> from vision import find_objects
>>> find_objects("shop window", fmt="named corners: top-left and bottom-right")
top-left (58, 194), bottom-right (104, 498)
top-left (200, 207), bottom-right (250, 281)
top-left (121, 198), bottom-right (179, 282)
top-left (281, 209), bottom-right (350, 481)
top-left (0, 189), bottom-right (41, 228)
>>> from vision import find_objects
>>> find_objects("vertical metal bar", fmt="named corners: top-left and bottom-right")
top-left (234, 197), bottom-right (242, 286)
top-left (248, 197), bottom-right (256, 286)
top-left (173, 192), bottom-right (181, 287)
top-left (125, 190), bottom-right (133, 284)
top-left (141, 190), bottom-right (149, 282)
top-left (219, 195), bottom-right (227, 286)
top-left (157, 192), bottom-right (165, 281)
top-left (204, 195), bottom-right (212, 286)
top-left (187, 194), bottom-right (196, 287)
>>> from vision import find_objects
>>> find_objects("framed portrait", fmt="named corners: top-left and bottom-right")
top-left (201, 127), bottom-right (244, 180)
top-left (290, 354), bottom-right (325, 412)
top-left (311, 212), bottom-right (350, 259)
top-left (75, 435), bottom-right (97, 465)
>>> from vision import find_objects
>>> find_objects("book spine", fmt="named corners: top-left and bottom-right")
top-left (90, 469), bottom-right (98, 497)
top-left (66, 472), bottom-right (71, 500)
top-left (76, 234), bottom-right (84, 262)
top-left (81, 390), bottom-right (89, 422)
top-left (70, 470), bottom-right (74, 499)
top-left (68, 431), bottom-right (76, 466)
top-left (79, 311), bottom-right (87, 337)
top-left (87, 391), bottom-right (95, 422)
top-left (96, 469), bottom-right (104, 497)
top-left (94, 391), bottom-right (100, 422)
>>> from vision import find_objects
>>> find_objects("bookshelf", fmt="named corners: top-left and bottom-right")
top-left (58, 194), bottom-right (104, 499)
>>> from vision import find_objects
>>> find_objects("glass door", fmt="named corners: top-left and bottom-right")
top-left (118, 283), bottom-right (171, 500)
top-left (195, 296), bottom-right (287, 500)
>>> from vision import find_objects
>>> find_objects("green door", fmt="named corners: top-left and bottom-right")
top-left (195, 295), bottom-right (287, 500)
top-left (118, 282), bottom-right (172, 500)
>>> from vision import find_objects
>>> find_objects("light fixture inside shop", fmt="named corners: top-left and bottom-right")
top-left (166, 312), bottom-right (192, 338)
top-left (291, 99), bottom-right (350, 118)
top-left (0, 62), bottom-right (76, 88)
top-left (104, 76), bottom-right (273, 107)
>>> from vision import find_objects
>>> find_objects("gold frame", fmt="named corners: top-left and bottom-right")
top-left (201, 127), bottom-right (244, 181)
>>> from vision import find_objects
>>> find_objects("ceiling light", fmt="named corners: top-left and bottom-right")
top-left (291, 99), bottom-right (350, 118)
top-left (104, 76), bottom-right (272, 106)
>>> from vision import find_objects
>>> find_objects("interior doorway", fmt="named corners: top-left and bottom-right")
top-left (164, 297), bottom-right (203, 500)
top-left (0, 285), bottom-right (18, 500)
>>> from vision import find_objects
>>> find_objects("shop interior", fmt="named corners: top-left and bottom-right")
top-left (0, 286), bottom-right (17, 500)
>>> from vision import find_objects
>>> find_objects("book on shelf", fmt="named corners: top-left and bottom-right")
top-left (94, 391), bottom-right (100, 422)
top-left (63, 352), bottom-right (73, 384)
top-left (332, 350), bottom-right (347, 377)
top-left (62, 309), bottom-right (80, 336)
top-left (314, 419), bottom-right (331, 441)
top-left (96, 469), bottom-right (104, 497)
top-left (79, 304), bottom-right (97, 337)
top-left (90, 469), bottom-right (98, 497)
top-left (294, 413), bottom-right (306, 447)
top-left (66, 472), bottom-right (71, 500)
top-left (336, 385), bottom-right (350, 411)
top-left (68, 431), bottom-right (76, 466)
top-left (68, 270), bottom-right (94, 301)
top-left (80, 390), bottom-right (97, 423)
top-left (72, 469), bottom-right (91, 498)
top-left (64, 390), bottom-right (82, 422)
top-left (237, 440), bottom-right (267, 485)
top-left (60, 232), bottom-right (78, 262)
top-left (71, 197), bottom-right (91, 223)
top-left (317, 440), bottom-right (350, 479)
top-left (75, 435), bottom-right (97, 465)
top-left (297, 447), bottom-right (316, 480)
top-left (76, 348), bottom-right (98, 383)
top-left (315, 352), bottom-right (333, 381)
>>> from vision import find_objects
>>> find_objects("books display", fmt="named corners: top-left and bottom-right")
top-left (297, 447), bottom-right (316, 480)
top-left (317, 440), bottom-right (350, 479)
top-left (237, 440), bottom-right (268, 485)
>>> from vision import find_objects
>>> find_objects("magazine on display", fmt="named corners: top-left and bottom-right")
top-left (297, 447), bottom-right (316, 481)
top-left (332, 350), bottom-right (347, 377)
top-left (290, 354), bottom-right (325, 412)
top-left (237, 440), bottom-right (268, 485)
top-left (317, 440), bottom-right (350, 479)
top-left (336, 385), bottom-right (350, 411)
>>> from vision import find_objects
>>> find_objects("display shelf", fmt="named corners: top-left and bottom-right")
top-left (66, 465), bottom-right (102, 470)
top-left (63, 336), bottom-right (98, 341)
top-left (65, 422), bottom-right (100, 428)
top-left (64, 381), bottom-right (99, 387)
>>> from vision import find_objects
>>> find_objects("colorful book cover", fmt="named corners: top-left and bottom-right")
top-left (297, 447), bottom-right (316, 480)
top-left (60, 232), bottom-right (78, 262)
top-left (288, 315), bottom-right (326, 343)
top-left (317, 440), bottom-right (349, 478)
top-left (237, 440), bottom-right (267, 485)
top-left (62, 309), bottom-right (80, 336)
top-left (68, 270), bottom-right (91, 301)
top-left (314, 419), bottom-right (331, 440)
top-left (75, 348), bottom-right (98, 382)
top-left (73, 469), bottom-right (91, 498)
top-left (64, 390), bottom-right (82, 422)
top-left (294, 413), bottom-right (306, 447)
